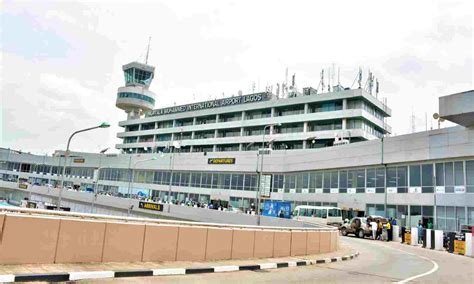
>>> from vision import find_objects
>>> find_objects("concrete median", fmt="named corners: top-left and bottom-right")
top-left (0, 210), bottom-right (339, 265)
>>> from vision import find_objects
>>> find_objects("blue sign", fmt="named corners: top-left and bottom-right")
top-left (262, 200), bottom-right (292, 219)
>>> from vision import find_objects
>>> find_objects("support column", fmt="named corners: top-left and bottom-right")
top-left (303, 140), bottom-right (307, 149)
top-left (214, 129), bottom-right (218, 138)
top-left (213, 145), bottom-right (217, 152)
top-left (342, 118), bottom-right (347, 130)
top-left (271, 107), bottom-right (275, 117)
top-left (303, 122), bottom-right (308, 132)
top-left (193, 117), bottom-right (197, 125)
top-left (304, 103), bottom-right (309, 114)
top-left (241, 111), bottom-right (246, 120)
top-left (343, 98), bottom-right (347, 110)
top-left (216, 114), bottom-right (220, 123)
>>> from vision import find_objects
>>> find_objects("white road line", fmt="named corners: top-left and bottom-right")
top-left (345, 238), bottom-right (439, 283)
top-left (396, 256), bottom-right (439, 284)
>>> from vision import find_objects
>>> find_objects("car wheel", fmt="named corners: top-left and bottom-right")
top-left (341, 228), bottom-right (348, 236)
top-left (357, 229), bottom-right (365, 238)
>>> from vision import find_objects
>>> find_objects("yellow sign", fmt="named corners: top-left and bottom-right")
top-left (73, 158), bottom-right (85, 163)
top-left (139, 201), bottom-right (163, 212)
top-left (18, 183), bottom-right (28, 189)
top-left (454, 240), bottom-right (465, 255)
top-left (208, 158), bottom-right (235, 165)
top-left (405, 233), bottom-right (411, 244)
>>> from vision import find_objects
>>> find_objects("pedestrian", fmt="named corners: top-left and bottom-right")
top-left (386, 220), bottom-right (392, 242)
top-left (417, 220), bottom-right (424, 244)
top-left (376, 220), bottom-right (382, 240)
top-left (427, 220), bottom-right (433, 229)
top-left (370, 219), bottom-right (377, 240)
top-left (279, 209), bottom-right (285, 218)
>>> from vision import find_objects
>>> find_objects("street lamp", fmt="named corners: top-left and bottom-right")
top-left (256, 123), bottom-right (281, 225)
top-left (127, 156), bottom-right (158, 216)
top-left (57, 122), bottom-right (110, 210)
top-left (165, 141), bottom-right (181, 213)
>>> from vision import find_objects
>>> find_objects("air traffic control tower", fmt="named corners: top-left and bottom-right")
top-left (115, 62), bottom-right (156, 119)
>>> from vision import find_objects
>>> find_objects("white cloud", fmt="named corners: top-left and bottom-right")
top-left (1, 0), bottom-right (472, 153)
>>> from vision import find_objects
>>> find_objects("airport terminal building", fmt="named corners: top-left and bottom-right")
top-left (1, 61), bottom-right (473, 231)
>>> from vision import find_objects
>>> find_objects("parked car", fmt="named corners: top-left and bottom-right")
top-left (339, 216), bottom-right (388, 238)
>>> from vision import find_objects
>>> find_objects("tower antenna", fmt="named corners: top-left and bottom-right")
top-left (145, 36), bottom-right (152, 64)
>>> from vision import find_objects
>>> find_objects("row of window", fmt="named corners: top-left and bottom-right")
top-left (3, 160), bottom-right (472, 193)
top-left (122, 118), bottom-right (384, 145)
top-left (118, 92), bottom-right (155, 104)
top-left (123, 98), bottom-right (386, 133)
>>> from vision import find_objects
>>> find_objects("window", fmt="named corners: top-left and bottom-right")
top-left (467, 161), bottom-right (474, 193)
top-left (454, 161), bottom-right (464, 186)
top-left (421, 164), bottom-right (433, 193)
top-left (330, 171), bottom-right (338, 189)
top-left (231, 174), bottom-right (244, 190)
top-left (409, 165), bottom-right (421, 187)
top-left (397, 166), bottom-right (408, 193)
top-left (436, 163), bottom-right (444, 186)
top-left (190, 172), bottom-right (201, 187)
top-left (339, 171), bottom-right (347, 193)
top-left (445, 162), bottom-right (454, 193)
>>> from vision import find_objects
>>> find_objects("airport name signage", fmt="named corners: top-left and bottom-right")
top-left (139, 201), bottom-right (164, 212)
top-left (146, 92), bottom-right (271, 117)
top-left (208, 158), bottom-right (236, 165)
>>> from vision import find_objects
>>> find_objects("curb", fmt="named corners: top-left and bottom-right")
top-left (0, 252), bottom-right (359, 282)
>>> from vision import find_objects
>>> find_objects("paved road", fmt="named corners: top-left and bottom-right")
top-left (91, 237), bottom-right (474, 283)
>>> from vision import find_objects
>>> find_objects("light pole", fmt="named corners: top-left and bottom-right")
top-left (90, 166), bottom-right (109, 213)
top-left (127, 156), bottom-right (158, 216)
top-left (256, 123), bottom-right (281, 225)
top-left (57, 122), bottom-right (110, 210)
top-left (166, 141), bottom-right (181, 213)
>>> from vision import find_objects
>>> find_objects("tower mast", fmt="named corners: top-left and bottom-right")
top-left (145, 36), bottom-right (152, 65)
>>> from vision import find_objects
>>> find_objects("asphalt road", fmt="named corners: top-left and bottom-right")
top-left (89, 236), bottom-right (474, 283)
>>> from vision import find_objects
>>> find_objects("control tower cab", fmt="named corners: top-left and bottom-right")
top-left (115, 61), bottom-right (156, 119)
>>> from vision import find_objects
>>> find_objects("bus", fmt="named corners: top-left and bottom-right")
top-left (292, 206), bottom-right (343, 226)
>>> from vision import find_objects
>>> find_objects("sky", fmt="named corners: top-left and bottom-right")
top-left (1, 0), bottom-right (472, 154)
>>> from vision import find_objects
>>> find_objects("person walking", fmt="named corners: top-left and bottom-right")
top-left (417, 220), bottom-right (424, 245)
top-left (376, 220), bottom-right (383, 240)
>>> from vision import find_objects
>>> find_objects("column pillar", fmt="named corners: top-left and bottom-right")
top-left (304, 122), bottom-right (308, 132)
top-left (303, 140), bottom-right (307, 149)
top-left (342, 118), bottom-right (347, 130)
top-left (343, 98), bottom-right (347, 110)
top-left (304, 103), bottom-right (309, 114)
top-left (193, 117), bottom-right (197, 125)
top-left (216, 114), bottom-right (220, 123)
top-left (241, 111), bottom-right (246, 120)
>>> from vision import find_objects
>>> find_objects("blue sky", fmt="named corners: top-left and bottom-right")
top-left (1, 0), bottom-right (472, 154)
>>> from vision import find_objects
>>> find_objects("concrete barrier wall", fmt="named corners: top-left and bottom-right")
top-left (0, 213), bottom-right (339, 265)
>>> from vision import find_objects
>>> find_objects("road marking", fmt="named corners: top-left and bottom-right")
top-left (69, 271), bottom-right (114, 280)
top-left (396, 256), bottom-right (438, 283)
top-left (0, 274), bottom-right (15, 282)
top-left (343, 237), bottom-right (439, 283)
top-left (213, 265), bottom-right (239, 272)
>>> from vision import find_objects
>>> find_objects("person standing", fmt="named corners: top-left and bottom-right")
top-left (386, 220), bottom-right (392, 242)
top-left (370, 219), bottom-right (377, 240)
top-left (417, 220), bottom-right (424, 244)
top-left (427, 220), bottom-right (433, 230)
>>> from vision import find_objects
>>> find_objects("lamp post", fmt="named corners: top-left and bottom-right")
top-left (57, 122), bottom-right (110, 210)
top-left (91, 166), bottom-right (108, 213)
top-left (166, 141), bottom-right (181, 213)
top-left (256, 123), bottom-right (281, 225)
top-left (127, 156), bottom-right (158, 216)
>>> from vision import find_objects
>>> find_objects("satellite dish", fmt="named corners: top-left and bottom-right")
top-left (433, 113), bottom-right (439, 119)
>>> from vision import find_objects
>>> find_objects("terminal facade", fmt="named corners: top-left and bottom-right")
top-left (0, 60), bottom-right (472, 232)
